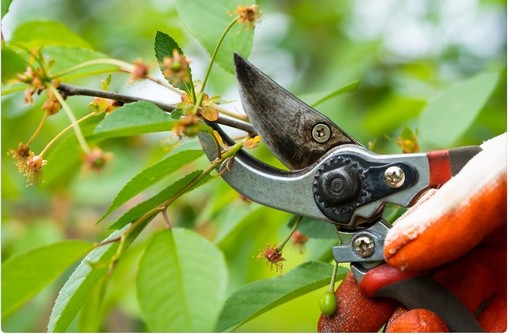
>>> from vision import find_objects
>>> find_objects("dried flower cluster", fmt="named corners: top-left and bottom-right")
top-left (42, 83), bottom-right (63, 115)
top-left (82, 147), bottom-right (113, 173)
top-left (233, 4), bottom-right (263, 29)
top-left (173, 114), bottom-right (201, 138)
top-left (198, 94), bottom-right (220, 122)
top-left (242, 135), bottom-right (260, 149)
top-left (89, 97), bottom-right (120, 114)
top-left (9, 144), bottom-right (47, 186)
top-left (257, 243), bottom-right (286, 273)
top-left (161, 49), bottom-right (191, 86)
top-left (18, 66), bottom-right (46, 105)
top-left (178, 93), bottom-right (220, 122)
top-left (397, 128), bottom-right (420, 153)
top-left (130, 59), bottom-right (150, 81)
top-left (291, 231), bottom-right (309, 253)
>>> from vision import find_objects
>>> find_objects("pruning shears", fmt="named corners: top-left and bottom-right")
top-left (198, 54), bottom-right (483, 332)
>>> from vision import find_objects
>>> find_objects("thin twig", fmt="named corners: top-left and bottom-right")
top-left (39, 112), bottom-right (97, 158)
top-left (328, 261), bottom-right (339, 292)
top-left (214, 105), bottom-right (249, 122)
top-left (199, 17), bottom-right (239, 95)
top-left (146, 73), bottom-right (184, 94)
top-left (27, 112), bottom-right (48, 146)
top-left (161, 207), bottom-right (173, 229)
top-left (57, 83), bottom-right (255, 134)
top-left (48, 85), bottom-right (90, 154)
top-left (277, 215), bottom-right (303, 251)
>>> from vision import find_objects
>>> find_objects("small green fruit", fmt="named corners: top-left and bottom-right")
top-left (171, 62), bottom-right (182, 72)
top-left (183, 124), bottom-right (201, 137)
top-left (319, 291), bottom-right (337, 317)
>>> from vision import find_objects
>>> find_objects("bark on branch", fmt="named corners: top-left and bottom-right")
top-left (57, 83), bottom-right (255, 134)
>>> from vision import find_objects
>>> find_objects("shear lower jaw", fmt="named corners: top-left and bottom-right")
top-left (332, 219), bottom-right (390, 264)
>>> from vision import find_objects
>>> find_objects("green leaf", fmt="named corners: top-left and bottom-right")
top-left (171, 108), bottom-right (184, 119)
top-left (2, 0), bottom-right (12, 17)
top-left (292, 216), bottom-right (338, 239)
top-left (43, 46), bottom-right (118, 80)
top-left (93, 101), bottom-right (176, 138)
top-left (47, 230), bottom-right (122, 332)
top-left (137, 228), bottom-right (228, 332)
top-left (306, 239), bottom-right (338, 262)
top-left (154, 31), bottom-right (184, 63)
top-left (214, 205), bottom-right (265, 246)
top-left (77, 275), bottom-right (108, 332)
top-left (216, 261), bottom-right (347, 332)
top-left (364, 95), bottom-right (425, 136)
top-left (108, 170), bottom-right (211, 230)
top-left (175, 0), bottom-right (255, 73)
top-left (100, 149), bottom-right (204, 221)
top-left (419, 71), bottom-right (501, 148)
top-left (154, 31), bottom-right (193, 91)
top-left (9, 20), bottom-right (92, 49)
top-left (1, 48), bottom-right (26, 83)
top-left (309, 80), bottom-right (360, 108)
top-left (1, 81), bottom-right (26, 96)
top-left (1, 240), bottom-right (93, 320)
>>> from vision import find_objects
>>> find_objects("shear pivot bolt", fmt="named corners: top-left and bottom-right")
top-left (353, 235), bottom-right (375, 258)
top-left (384, 166), bottom-right (405, 188)
top-left (317, 166), bottom-right (360, 205)
top-left (312, 123), bottom-right (331, 143)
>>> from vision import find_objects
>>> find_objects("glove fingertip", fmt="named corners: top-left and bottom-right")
top-left (385, 309), bottom-right (449, 332)
top-left (385, 177), bottom-right (506, 271)
top-left (385, 133), bottom-right (506, 271)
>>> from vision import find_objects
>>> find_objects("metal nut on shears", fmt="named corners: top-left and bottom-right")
top-left (313, 155), bottom-right (369, 227)
top-left (316, 166), bottom-right (361, 205)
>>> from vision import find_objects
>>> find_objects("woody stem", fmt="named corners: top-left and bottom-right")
top-left (57, 83), bottom-right (255, 133)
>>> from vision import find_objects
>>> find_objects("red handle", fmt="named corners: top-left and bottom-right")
top-left (427, 146), bottom-right (482, 188)
top-left (427, 150), bottom-right (452, 187)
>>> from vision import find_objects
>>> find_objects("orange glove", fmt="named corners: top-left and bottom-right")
top-left (318, 133), bottom-right (507, 332)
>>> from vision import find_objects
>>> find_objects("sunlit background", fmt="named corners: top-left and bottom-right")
top-left (2, 0), bottom-right (506, 332)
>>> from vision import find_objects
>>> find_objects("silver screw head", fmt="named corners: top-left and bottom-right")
top-left (384, 166), bottom-right (405, 188)
top-left (312, 123), bottom-right (331, 143)
top-left (353, 235), bottom-right (375, 258)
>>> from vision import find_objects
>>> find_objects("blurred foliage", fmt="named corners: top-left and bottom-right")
top-left (1, 0), bottom-right (506, 332)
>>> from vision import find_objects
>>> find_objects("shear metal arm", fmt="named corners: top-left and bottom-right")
top-left (197, 123), bottom-right (440, 228)
top-left (198, 126), bottom-right (332, 222)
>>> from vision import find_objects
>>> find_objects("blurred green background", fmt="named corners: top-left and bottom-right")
top-left (1, 0), bottom-right (506, 332)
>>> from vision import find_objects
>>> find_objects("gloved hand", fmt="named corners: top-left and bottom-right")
top-left (318, 133), bottom-right (507, 332)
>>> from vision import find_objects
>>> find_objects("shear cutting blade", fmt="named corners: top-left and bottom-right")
top-left (234, 53), bottom-right (360, 170)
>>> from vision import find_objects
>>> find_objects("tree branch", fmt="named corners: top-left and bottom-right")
top-left (57, 83), bottom-right (255, 134)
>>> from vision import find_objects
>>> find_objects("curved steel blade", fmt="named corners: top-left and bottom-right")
top-left (234, 53), bottom-right (360, 170)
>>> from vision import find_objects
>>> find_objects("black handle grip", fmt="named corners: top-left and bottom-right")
top-left (448, 146), bottom-right (482, 175)
top-left (375, 275), bottom-right (483, 332)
